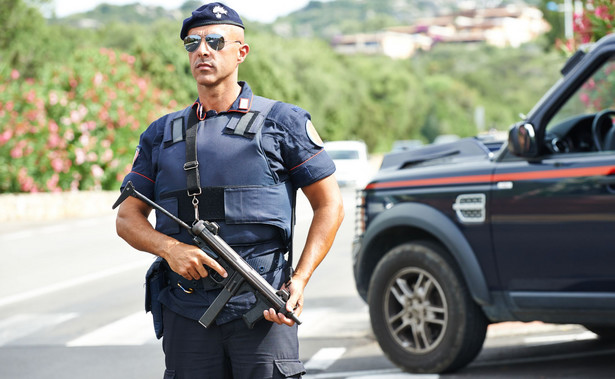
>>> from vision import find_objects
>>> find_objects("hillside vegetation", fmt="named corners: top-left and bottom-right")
top-left (0, 0), bottom-right (567, 192)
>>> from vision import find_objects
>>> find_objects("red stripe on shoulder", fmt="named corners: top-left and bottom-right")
top-left (290, 149), bottom-right (324, 172)
top-left (131, 171), bottom-right (155, 183)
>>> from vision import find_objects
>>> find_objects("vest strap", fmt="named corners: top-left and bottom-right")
top-left (185, 109), bottom-right (201, 197)
top-left (234, 111), bottom-right (258, 136)
top-left (160, 187), bottom-right (226, 221)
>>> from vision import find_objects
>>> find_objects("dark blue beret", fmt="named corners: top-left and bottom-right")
top-left (180, 2), bottom-right (244, 40)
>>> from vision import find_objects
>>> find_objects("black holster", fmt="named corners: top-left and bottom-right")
top-left (145, 257), bottom-right (167, 339)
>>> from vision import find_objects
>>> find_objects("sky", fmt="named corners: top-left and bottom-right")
top-left (51, 0), bottom-right (316, 23)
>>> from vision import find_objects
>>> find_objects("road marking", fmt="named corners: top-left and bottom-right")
top-left (0, 216), bottom-right (113, 241)
top-left (1, 230), bottom-right (35, 241)
top-left (298, 306), bottom-right (370, 339)
top-left (0, 259), bottom-right (152, 308)
top-left (67, 311), bottom-right (157, 347)
top-left (304, 347), bottom-right (346, 371)
top-left (356, 374), bottom-right (438, 379)
top-left (523, 331), bottom-right (597, 345)
top-left (304, 368), bottom-right (437, 378)
top-left (0, 313), bottom-right (78, 346)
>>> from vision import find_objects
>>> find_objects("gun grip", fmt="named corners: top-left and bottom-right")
top-left (242, 293), bottom-right (269, 328)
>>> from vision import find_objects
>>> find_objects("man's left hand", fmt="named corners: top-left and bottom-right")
top-left (264, 277), bottom-right (305, 326)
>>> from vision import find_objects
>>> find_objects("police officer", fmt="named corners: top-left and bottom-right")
top-left (115, 2), bottom-right (344, 378)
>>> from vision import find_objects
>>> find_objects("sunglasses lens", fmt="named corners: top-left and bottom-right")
top-left (183, 35), bottom-right (201, 52)
top-left (205, 34), bottom-right (225, 51)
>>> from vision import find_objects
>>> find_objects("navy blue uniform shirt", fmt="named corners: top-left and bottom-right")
top-left (122, 82), bottom-right (335, 323)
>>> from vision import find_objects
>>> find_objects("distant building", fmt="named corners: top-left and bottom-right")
top-left (331, 4), bottom-right (550, 58)
top-left (331, 31), bottom-right (432, 59)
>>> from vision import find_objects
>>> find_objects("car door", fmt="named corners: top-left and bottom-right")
top-left (490, 55), bottom-right (615, 304)
top-left (491, 152), bottom-right (615, 293)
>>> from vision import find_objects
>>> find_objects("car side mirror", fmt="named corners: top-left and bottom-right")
top-left (508, 122), bottom-right (538, 158)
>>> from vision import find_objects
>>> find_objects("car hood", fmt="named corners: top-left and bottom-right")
top-left (365, 138), bottom-right (501, 190)
top-left (379, 137), bottom-right (499, 171)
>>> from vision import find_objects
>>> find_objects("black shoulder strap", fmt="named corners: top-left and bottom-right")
top-left (287, 188), bottom-right (297, 283)
top-left (184, 108), bottom-right (201, 197)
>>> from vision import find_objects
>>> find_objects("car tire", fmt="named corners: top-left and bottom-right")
top-left (367, 240), bottom-right (488, 373)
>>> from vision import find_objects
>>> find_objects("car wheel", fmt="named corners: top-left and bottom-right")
top-left (367, 240), bottom-right (488, 373)
top-left (584, 324), bottom-right (615, 340)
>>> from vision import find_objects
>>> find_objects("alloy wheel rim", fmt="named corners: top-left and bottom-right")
top-left (383, 267), bottom-right (448, 354)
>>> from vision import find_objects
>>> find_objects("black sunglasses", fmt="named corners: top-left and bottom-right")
top-left (183, 34), bottom-right (242, 52)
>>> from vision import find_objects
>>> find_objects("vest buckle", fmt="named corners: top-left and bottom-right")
top-left (183, 161), bottom-right (199, 171)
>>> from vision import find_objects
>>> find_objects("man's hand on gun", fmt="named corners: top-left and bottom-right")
top-left (163, 242), bottom-right (228, 281)
top-left (264, 276), bottom-right (305, 326)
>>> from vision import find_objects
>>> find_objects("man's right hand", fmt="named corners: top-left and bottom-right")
top-left (164, 241), bottom-right (228, 280)
top-left (116, 195), bottom-right (227, 281)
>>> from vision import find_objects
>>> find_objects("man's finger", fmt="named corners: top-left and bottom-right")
top-left (195, 263), bottom-right (209, 279)
top-left (202, 254), bottom-right (228, 278)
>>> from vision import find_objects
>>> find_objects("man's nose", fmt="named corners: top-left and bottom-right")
top-left (196, 39), bottom-right (210, 56)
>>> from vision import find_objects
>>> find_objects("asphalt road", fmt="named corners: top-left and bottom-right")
top-left (1, 187), bottom-right (614, 378)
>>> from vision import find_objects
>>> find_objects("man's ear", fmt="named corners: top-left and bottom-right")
top-left (238, 43), bottom-right (249, 63)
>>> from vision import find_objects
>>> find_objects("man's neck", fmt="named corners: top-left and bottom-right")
top-left (197, 81), bottom-right (242, 113)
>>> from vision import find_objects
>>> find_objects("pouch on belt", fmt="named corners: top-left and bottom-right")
top-left (145, 257), bottom-right (166, 339)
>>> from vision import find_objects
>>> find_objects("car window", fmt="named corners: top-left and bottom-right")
top-left (328, 150), bottom-right (360, 160)
top-left (547, 57), bottom-right (615, 131)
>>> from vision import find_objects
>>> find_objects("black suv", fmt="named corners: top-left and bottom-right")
top-left (353, 33), bottom-right (615, 374)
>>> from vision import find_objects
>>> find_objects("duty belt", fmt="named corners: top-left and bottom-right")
top-left (167, 252), bottom-right (286, 293)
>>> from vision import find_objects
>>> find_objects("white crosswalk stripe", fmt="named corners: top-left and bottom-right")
top-left (0, 313), bottom-right (78, 346)
top-left (66, 311), bottom-right (158, 347)
top-left (0, 307), bottom-right (425, 379)
top-left (304, 368), bottom-right (437, 378)
top-left (304, 347), bottom-right (346, 371)
top-left (0, 305), bottom-right (368, 347)
top-left (298, 305), bottom-right (371, 338)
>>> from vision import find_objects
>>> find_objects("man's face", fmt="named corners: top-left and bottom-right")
top-left (186, 24), bottom-right (248, 88)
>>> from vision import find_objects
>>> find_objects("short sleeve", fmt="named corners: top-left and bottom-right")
top-left (266, 103), bottom-right (335, 189)
top-left (120, 119), bottom-right (162, 201)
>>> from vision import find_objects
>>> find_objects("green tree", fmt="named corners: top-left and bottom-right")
top-left (0, 0), bottom-right (70, 78)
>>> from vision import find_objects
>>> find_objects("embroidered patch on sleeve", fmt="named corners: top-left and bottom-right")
top-left (132, 146), bottom-right (141, 165)
top-left (305, 120), bottom-right (324, 147)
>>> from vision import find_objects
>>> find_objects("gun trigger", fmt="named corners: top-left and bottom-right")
top-left (208, 267), bottom-right (228, 285)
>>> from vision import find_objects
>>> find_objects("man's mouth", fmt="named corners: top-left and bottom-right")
top-left (195, 61), bottom-right (214, 69)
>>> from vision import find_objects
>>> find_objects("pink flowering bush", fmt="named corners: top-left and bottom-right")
top-left (578, 61), bottom-right (615, 112)
top-left (560, 0), bottom-right (615, 53)
top-left (0, 48), bottom-right (177, 193)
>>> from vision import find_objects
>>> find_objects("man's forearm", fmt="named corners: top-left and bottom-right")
top-left (115, 197), bottom-right (178, 260)
top-left (294, 183), bottom-right (344, 284)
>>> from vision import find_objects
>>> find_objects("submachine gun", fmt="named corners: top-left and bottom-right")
top-left (113, 181), bottom-right (301, 328)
